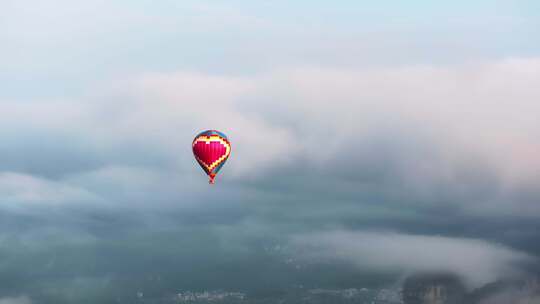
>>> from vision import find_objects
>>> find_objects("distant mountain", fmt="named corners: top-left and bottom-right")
top-left (402, 273), bottom-right (466, 304)
top-left (467, 277), bottom-right (540, 304)
top-left (402, 273), bottom-right (540, 304)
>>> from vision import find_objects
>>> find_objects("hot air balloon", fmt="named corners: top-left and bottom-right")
top-left (192, 130), bottom-right (231, 184)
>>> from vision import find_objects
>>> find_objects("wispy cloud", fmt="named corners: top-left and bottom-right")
top-left (0, 296), bottom-right (32, 304)
top-left (292, 230), bottom-right (534, 288)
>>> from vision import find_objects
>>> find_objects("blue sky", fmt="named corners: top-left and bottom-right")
top-left (2, 0), bottom-right (539, 99)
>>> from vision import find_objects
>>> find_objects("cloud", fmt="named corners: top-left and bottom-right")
top-left (291, 230), bottom-right (534, 288)
top-left (126, 57), bottom-right (540, 186)
top-left (2, 57), bottom-right (540, 220)
top-left (0, 57), bottom-right (539, 299)
top-left (0, 172), bottom-right (102, 211)
top-left (478, 289), bottom-right (540, 304)
top-left (0, 296), bottom-right (31, 304)
top-left (0, 0), bottom-right (538, 300)
top-left (128, 72), bottom-right (300, 176)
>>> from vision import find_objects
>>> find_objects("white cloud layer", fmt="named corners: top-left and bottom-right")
top-left (291, 230), bottom-right (534, 288)
top-left (0, 172), bottom-right (101, 210)
top-left (0, 296), bottom-right (32, 304)
top-left (1, 57), bottom-right (540, 218)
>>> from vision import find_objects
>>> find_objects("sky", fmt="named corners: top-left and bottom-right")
top-left (1, 0), bottom-right (540, 303)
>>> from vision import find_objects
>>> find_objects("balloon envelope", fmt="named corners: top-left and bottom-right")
top-left (192, 130), bottom-right (231, 184)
